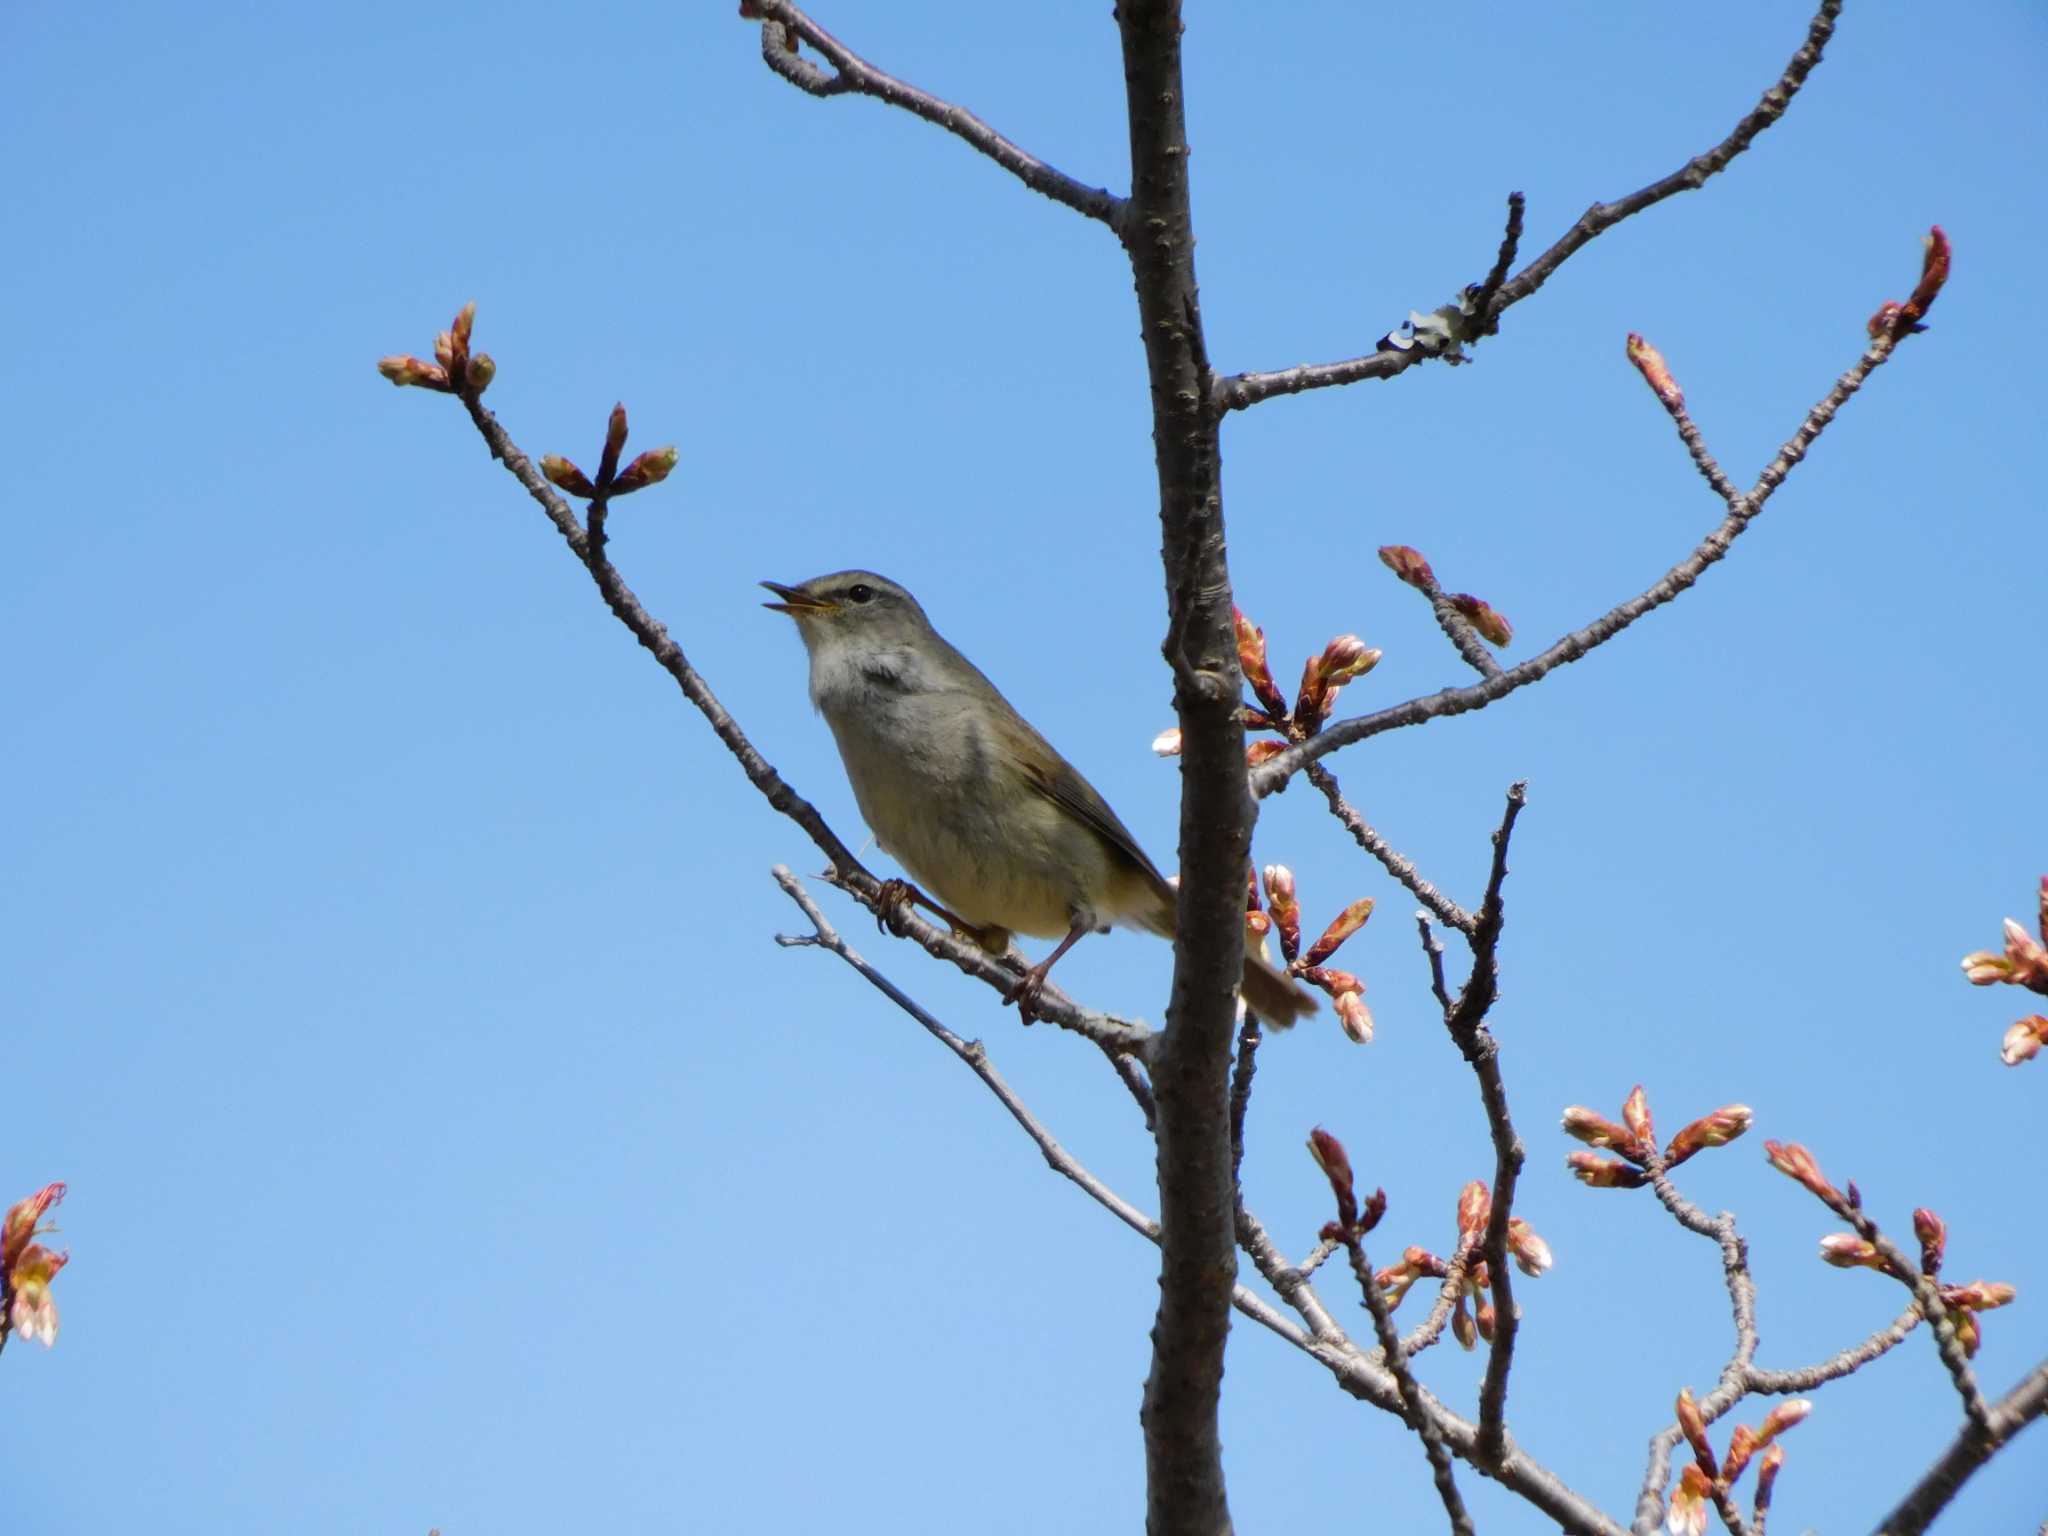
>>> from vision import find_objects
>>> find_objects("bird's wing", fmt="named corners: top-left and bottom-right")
top-left (1017, 749), bottom-right (1170, 890)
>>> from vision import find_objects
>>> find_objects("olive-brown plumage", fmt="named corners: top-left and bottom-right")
top-left (764, 570), bottom-right (1314, 1026)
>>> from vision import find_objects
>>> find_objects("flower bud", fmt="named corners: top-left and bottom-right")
top-left (1233, 606), bottom-right (1288, 720)
top-left (1307, 1127), bottom-right (1358, 1230)
top-left (1943, 1279), bottom-right (2017, 1311)
top-left (1913, 1208), bottom-right (1947, 1275)
top-left (1456, 1180), bottom-right (1490, 1250)
top-left (464, 352), bottom-right (496, 393)
top-left (1333, 989), bottom-right (1373, 1045)
top-left (1304, 897), bottom-right (1374, 967)
top-left (1763, 1140), bottom-right (1838, 1203)
top-left (1757, 1399), bottom-right (1812, 1443)
top-left (1626, 332), bottom-right (1684, 410)
top-left (1448, 594), bottom-right (1513, 648)
top-left (1667, 1463), bottom-right (1710, 1536)
top-left (1506, 1216), bottom-right (1551, 1276)
top-left (1151, 727), bottom-right (1182, 757)
top-left (540, 455), bottom-right (599, 499)
top-left (1818, 1233), bottom-right (1882, 1269)
top-left (1377, 544), bottom-right (1437, 591)
top-left (1451, 1295), bottom-right (1476, 1350)
top-left (1665, 1104), bottom-right (1753, 1167)
top-left (2002, 1016), bottom-right (2046, 1066)
top-left (611, 445), bottom-right (679, 494)
top-left (377, 355), bottom-right (452, 391)
top-left (1721, 1423), bottom-right (1758, 1485)
top-left (1675, 1388), bottom-right (1715, 1474)
top-left (1621, 1085), bottom-right (1654, 1153)
top-left (1262, 865), bottom-right (1301, 963)
top-left (1567, 1151), bottom-right (1648, 1189)
top-left (1561, 1105), bottom-right (1634, 1153)
top-left (1246, 739), bottom-right (1287, 767)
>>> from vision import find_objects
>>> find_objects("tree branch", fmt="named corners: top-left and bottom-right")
top-left (1307, 763), bottom-right (1473, 934)
top-left (1344, 1237), bottom-right (1474, 1536)
top-left (440, 382), bottom-right (1151, 1053)
top-left (1211, 1), bottom-right (1840, 413)
top-left (1252, 330), bottom-right (1902, 796)
top-left (747, 1), bottom-right (1126, 232)
top-left (1874, 1357), bottom-right (2048, 1536)
top-left (1110, 4), bottom-right (1253, 1530)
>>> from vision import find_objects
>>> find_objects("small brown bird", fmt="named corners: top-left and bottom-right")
top-left (764, 570), bottom-right (1315, 1026)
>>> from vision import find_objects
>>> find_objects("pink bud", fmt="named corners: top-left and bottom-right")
top-left (1307, 1127), bottom-right (1358, 1230)
top-left (1448, 594), bottom-right (1513, 648)
top-left (1151, 727), bottom-right (1183, 757)
top-left (1457, 1181), bottom-right (1490, 1250)
top-left (1758, 1399), bottom-right (1812, 1443)
top-left (1304, 896), bottom-right (1374, 966)
top-left (1377, 544), bottom-right (1437, 591)
top-left (1626, 332), bottom-right (1684, 410)
top-left (1621, 1085), bottom-right (1654, 1153)
top-left (1913, 1208), bottom-right (1947, 1274)
top-left (1818, 1233), bottom-right (1881, 1269)
top-left (1333, 989), bottom-right (1373, 1045)
top-left (1561, 1105), bottom-right (1634, 1153)
top-left (377, 355), bottom-right (452, 391)
top-left (1665, 1104), bottom-right (1753, 1167)
top-left (1506, 1216), bottom-right (1551, 1276)
top-left (2002, 1017), bottom-right (2047, 1066)
top-left (1263, 865), bottom-right (1301, 962)
top-left (1234, 606), bottom-right (1288, 720)
top-left (1567, 1151), bottom-right (1648, 1189)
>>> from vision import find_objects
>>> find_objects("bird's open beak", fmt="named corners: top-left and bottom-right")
top-left (760, 580), bottom-right (837, 616)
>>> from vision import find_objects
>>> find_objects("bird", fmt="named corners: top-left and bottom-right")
top-left (763, 569), bottom-right (1315, 1026)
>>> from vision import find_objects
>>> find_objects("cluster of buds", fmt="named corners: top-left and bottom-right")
top-left (378, 301), bottom-right (495, 397)
top-left (1563, 1087), bottom-right (1753, 1188)
top-left (1376, 546), bottom-right (1514, 648)
top-left (1959, 877), bottom-right (2048, 1066)
top-left (1306, 1127), bottom-right (1387, 1241)
top-left (1667, 1390), bottom-right (1810, 1536)
top-left (541, 402), bottom-right (679, 502)
top-left (2, 1183), bottom-right (68, 1350)
top-left (1869, 226), bottom-right (1952, 341)
top-left (1252, 865), bottom-right (1374, 1042)
top-left (1154, 605), bottom-right (1384, 763)
top-left (1369, 1179), bottom-right (1550, 1350)
top-left (1818, 1203), bottom-right (2016, 1357)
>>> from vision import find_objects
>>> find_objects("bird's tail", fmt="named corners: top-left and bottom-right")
top-left (1135, 887), bottom-right (1317, 1029)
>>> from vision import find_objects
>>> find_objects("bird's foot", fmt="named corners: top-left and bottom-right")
top-left (1001, 962), bottom-right (1054, 1024)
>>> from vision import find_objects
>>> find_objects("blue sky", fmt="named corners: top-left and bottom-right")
top-left (6, 1), bottom-right (2044, 1530)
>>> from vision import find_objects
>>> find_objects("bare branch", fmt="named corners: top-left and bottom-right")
top-left (1745, 1305), bottom-right (1920, 1394)
top-left (1253, 331), bottom-right (1904, 796)
top-left (748, 1), bottom-right (1125, 232)
top-left (1307, 764), bottom-right (1473, 934)
top-left (1875, 1357), bottom-right (2048, 1536)
top-left (442, 381), bottom-right (1153, 1053)
top-left (1417, 913), bottom-right (1453, 1012)
top-left (773, 865), bottom-right (1324, 1356)
top-left (1212, 2), bottom-right (1839, 412)
top-left (1344, 1236), bottom-right (1475, 1536)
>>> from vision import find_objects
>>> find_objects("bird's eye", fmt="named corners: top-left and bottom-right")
top-left (846, 583), bottom-right (875, 604)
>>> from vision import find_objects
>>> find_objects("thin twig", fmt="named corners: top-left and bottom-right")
top-left (1745, 1305), bottom-right (1920, 1393)
top-left (1401, 1249), bottom-right (1474, 1358)
top-left (1308, 763), bottom-right (1474, 932)
top-left (446, 387), bottom-right (1150, 1053)
top-left (1444, 785), bottom-right (1530, 1466)
top-left (1630, 1147), bottom-right (1762, 1536)
top-left (1346, 1237), bottom-right (1475, 1536)
top-left (771, 866), bottom-right (1313, 1347)
top-left (1253, 332), bottom-right (1901, 796)
top-left (1467, 191), bottom-right (1528, 336)
top-left (1211, 3), bottom-right (1840, 412)
top-left (749, 1), bottom-right (1125, 232)
top-left (1417, 914), bottom-right (1452, 1012)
